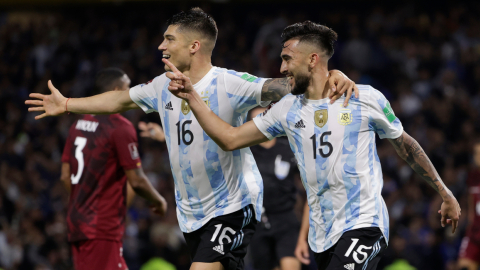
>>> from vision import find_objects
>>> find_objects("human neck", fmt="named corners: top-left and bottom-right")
top-left (182, 56), bottom-right (213, 85)
top-left (259, 138), bottom-right (276, 149)
top-left (304, 65), bottom-right (332, 100)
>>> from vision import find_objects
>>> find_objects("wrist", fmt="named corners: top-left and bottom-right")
top-left (441, 189), bottom-right (453, 201)
top-left (64, 97), bottom-right (71, 114)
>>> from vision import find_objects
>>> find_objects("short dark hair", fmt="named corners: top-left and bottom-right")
top-left (94, 68), bottom-right (126, 94)
top-left (167, 7), bottom-right (218, 44)
top-left (281, 21), bottom-right (338, 58)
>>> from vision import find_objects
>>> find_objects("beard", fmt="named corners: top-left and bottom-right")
top-left (291, 73), bottom-right (310, 95)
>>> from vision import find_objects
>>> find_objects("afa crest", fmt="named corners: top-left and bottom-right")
top-left (338, 109), bottom-right (352, 125)
top-left (181, 100), bottom-right (191, 115)
top-left (314, 109), bottom-right (328, 128)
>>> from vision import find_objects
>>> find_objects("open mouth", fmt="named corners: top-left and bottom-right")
top-left (162, 54), bottom-right (171, 59)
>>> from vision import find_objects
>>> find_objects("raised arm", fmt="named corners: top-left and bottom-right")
top-left (261, 70), bottom-right (359, 107)
top-left (26, 80), bottom-right (138, 119)
top-left (389, 131), bottom-right (461, 232)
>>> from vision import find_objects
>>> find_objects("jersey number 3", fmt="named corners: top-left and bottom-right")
top-left (71, 136), bottom-right (87, 184)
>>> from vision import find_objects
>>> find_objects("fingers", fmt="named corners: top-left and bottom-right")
top-left (25, 100), bottom-right (44, 106)
top-left (440, 214), bottom-right (446, 228)
top-left (35, 113), bottom-right (48, 120)
top-left (343, 87), bottom-right (353, 107)
top-left (353, 83), bottom-right (359, 99)
top-left (28, 93), bottom-right (45, 100)
top-left (452, 219), bottom-right (458, 234)
top-left (162, 58), bottom-right (181, 74)
top-left (28, 107), bottom-right (45, 112)
top-left (48, 80), bottom-right (58, 94)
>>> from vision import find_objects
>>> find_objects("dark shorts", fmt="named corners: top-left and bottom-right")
top-left (250, 211), bottom-right (300, 270)
top-left (183, 205), bottom-right (257, 270)
top-left (71, 239), bottom-right (127, 270)
top-left (314, 227), bottom-right (387, 270)
top-left (459, 236), bottom-right (480, 263)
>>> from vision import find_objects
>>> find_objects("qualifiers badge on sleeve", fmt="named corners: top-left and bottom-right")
top-left (128, 143), bottom-right (140, 160)
top-left (338, 109), bottom-right (352, 126)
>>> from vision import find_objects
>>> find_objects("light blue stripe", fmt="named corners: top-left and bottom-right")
top-left (242, 209), bottom-right (247, 227)
top-left (362, 236), bottom-right (383, 270)
top-left (342, 102), bottom-right (362, 232)
top-left (202, 72), bottom-right (230, 211)
top-left (368, 128), bottom-right (379, 228)
top-left (231, 235), bottom-right (238, 250)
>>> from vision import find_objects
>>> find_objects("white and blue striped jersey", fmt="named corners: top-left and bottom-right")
top-left (253, 85), bottom-right (403, 252)
top-left (129, 67), bottom-right (269, 233)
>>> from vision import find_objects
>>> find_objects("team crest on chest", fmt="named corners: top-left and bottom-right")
top-left (338, 109), bottom-right (352, 125)
top-left (181, 100), bottom-right (191, 115)
top-left (314, 109), bottom-right (328, 128)
top-left (200, 91), bottom-right (210, 108)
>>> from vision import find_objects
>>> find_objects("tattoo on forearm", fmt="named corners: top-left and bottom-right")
top-left (389, 133), bottom-right (446, 195)
top-left (261, 78), bottom-right (292, 101)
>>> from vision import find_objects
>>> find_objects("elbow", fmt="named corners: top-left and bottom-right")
top-left (128, 176), bottom-right (146, 190)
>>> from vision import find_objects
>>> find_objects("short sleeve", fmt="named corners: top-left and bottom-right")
top-left (129, 76), bottom-right (163, 114)
top-left (368, 87), bottom-right (403, 139)
top-left (224, 71), bottom-right (270, 113)
top-left (111, 122), bottom-right (142, 170)
top-left (252, 100), bottom-right (286, 140)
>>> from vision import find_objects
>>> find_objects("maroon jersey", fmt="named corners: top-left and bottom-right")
top-left (466, 169), bottom-right (480, 243)
top-left (62, 114), bottom-right (141, 242)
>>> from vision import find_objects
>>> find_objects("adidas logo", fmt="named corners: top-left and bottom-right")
top-left (165, 101), bottom-right (173, 110)
top-left (344, 263), bottom-right (354, 270)
top-left (213, 244), bottom-right (224, 255)
top-left (295, 119), bottom-right (306, 128)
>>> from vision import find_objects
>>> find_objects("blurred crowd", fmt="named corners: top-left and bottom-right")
top-left (1, 1), bottom-right (480, 270)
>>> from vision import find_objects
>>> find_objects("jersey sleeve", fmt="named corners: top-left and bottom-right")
top-left (111, 122), bottom-right (142, 170)
top-left (129, 76), bottom-right (163, 114)
top-left (252, 100), bottom-right (286, 140)
top-left (368, 87), bottom-right (404, 139)
top-left (61, 124), bottom-right (76, 163)
top-left (224, 71), bottom-right (270, 113)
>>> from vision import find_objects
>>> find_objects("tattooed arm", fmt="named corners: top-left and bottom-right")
top-left (261, 70), bottom-right (359, 105)
top-left (389, 131), bottom-right (461, 232)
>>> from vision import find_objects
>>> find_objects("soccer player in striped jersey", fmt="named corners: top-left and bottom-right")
top-left (25, 8), bottom-right (357, 270)
top-left (162, 20), bottom-right (461, 270)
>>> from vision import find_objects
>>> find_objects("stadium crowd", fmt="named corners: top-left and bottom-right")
top-left (1, 1), bottom-right (480, 269)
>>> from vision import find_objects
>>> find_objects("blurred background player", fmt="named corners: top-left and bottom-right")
top-left (457, 141), bottom-right (480, 270)
top-left (61, 68), bottom-right (167, 270)
top-left (26, 8), bottom-right (357, 270)
top-left (248, 106), bottom-right (302, 270)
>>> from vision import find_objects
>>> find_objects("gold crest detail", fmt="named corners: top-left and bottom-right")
top-left (338, 109), bottom-right (352, 125)
top-left (202, 97), bottom-right (210, 107)
top-left (314, 110), bottom-right (328, 128)
top-left (181, 100), bottom-right (191, 115)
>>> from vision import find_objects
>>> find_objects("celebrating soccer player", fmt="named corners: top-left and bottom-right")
top-left (60, 68), bottom-right (167, 270)
top-left (162, 21), bottom-right (461, 270)
top-left (26, 8), bottom-right (358, 270)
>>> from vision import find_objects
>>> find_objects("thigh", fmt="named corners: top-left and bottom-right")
top-left (71, 240), bottom-right (127, 270)
top-left (184, 205), bottom-right (257, 270)
top-left (459, 237), bottom-right (480, 265)
top-left (250, 226), bottom-right (276, 270)
top-left (315, 227), bottom-right (387, 270)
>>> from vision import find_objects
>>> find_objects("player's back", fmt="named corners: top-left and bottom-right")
top-left (62, 114), bottom-right (140, 242)
top-left (253, 85), bottom-right (404, 252)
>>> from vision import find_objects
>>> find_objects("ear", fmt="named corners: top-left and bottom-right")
top-left (309, 53), bottom-right (320, 68)
top-left (190, 40), bottom-right (201, 54)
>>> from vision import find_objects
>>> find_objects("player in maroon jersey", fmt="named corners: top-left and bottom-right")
top-left (60, 68), bottom-right (167, 270)
top-left (458, 142), bottom-right (480, 270)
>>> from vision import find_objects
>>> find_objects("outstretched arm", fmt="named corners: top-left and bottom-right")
top-left (261, 70), bottom-right (359, 106)
top-left (389, 131), bottom-right (461, 232)
top-left (26, 80), bottom-right (138, 119)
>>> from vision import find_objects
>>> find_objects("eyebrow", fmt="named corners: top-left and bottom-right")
top-left (281, 54), bottom-right (292, 60)
top-left (164, 34), bottom-right (175, 39)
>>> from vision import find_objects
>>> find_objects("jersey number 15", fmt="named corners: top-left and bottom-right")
top-left (310, 131), bottom-right (333, 159)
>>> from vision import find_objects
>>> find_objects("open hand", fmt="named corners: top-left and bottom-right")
top-left (438, 196), bottom-right (461, 233)
top-left (327, 70), bottom-right (359, 107)
top-left (162, 58), bottom-right (195, 100)
top-left (25, 80), bottom-right (67, 120)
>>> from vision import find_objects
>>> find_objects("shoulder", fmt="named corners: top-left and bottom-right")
top-left (222, 68), bottom-right (264, 84)
top-left (109, 114), bottom-right (135, 130)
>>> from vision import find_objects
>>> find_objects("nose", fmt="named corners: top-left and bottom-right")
top-left (158, 40), bottom-right (167, 51)
top-left (280, 61), bottom-right (288, 75)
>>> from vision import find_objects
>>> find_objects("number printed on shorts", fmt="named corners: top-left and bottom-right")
top-left (344, 238), bottom-right (372, 264)
top-left (210, 224), bottom-right (236, 244)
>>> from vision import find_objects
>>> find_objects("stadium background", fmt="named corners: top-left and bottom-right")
top-left (0, 0), bottom-right (479, 269)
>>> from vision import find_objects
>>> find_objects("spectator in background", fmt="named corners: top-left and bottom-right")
top-left (61, 68), bottom-right (167, 270)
